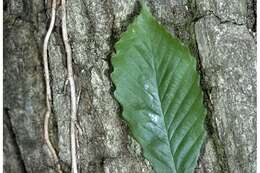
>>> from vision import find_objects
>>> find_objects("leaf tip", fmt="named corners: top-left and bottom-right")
top-left (139, 0), bottom-right (152, 16)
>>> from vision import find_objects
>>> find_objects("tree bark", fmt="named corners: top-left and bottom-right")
top-left (3, 0), bottom-right (256, 172)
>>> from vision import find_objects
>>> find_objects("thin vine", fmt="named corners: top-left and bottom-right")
top-left (42, 0), bottom-right (63, 172)
top-left (43, 0), bottom-right (79, 172)
top-left (61, 0), bottom-right (78, 172)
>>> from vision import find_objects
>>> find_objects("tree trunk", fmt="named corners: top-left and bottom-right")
top-left (3, 0), bottom-right (256, 172)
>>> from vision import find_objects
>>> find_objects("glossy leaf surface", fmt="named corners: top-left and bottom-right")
top-left (111, 5), bottom-right (206, 173)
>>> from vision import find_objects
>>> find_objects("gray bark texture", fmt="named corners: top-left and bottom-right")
top-left (3, 0), bottom-right (256, 173)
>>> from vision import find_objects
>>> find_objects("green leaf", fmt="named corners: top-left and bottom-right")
top-left (111, 4), bottom-right (206, 173)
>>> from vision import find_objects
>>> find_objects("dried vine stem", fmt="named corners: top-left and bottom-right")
top-left (43, 0), bottom-right (63, 172)
top-left (61, 0), bottom-right (78, 172)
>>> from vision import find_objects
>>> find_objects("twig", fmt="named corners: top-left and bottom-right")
top-left (76, 88), bottom-right (83, 136)
top-left (75, 89), bottom-right (82, 172)
top-left (61, 0), bottom-right (78, 172)
top-left (63, 78), bottom-right (68, 94)
top-left (43, 0), bottom-right (63, 172)
top-left (76, 89), bottom-right (81, 111)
